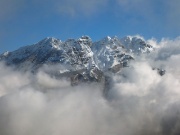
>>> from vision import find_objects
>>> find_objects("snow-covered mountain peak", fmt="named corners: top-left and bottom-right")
top-left (37, 37), bottom-right (62, 49)
top-left (121, 35), bottom-right (144, 44)
top-left (78, 35), bottom-right (92, 42)
top-left (91, 36), bottom-right (132, 71)
top-left (96, 36), bottom-right (123, 48)
top-left (122, 35), bottom-right (144, 41)
top-left (63, 36), bottom-right (93, 56)
top-left (0, 35), bottom-right (155, 73)
top-left (103, 36), bottom-right (111, 41)
top-left (77, 35), bottom-right (93, 47)
top-left (2, 51), bottom-right (9, 57)
top-left (120, 36), bottom-right (154, 54)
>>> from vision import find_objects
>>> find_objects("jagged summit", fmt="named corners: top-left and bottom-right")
top-left (78, 35), bottom-right (92, 46)
top-left (0, 35), bottom-right (154, 73)
top-left (92, 36), bottom-right (128, 71)
top-left (120, 36), bottom-right (154, 54)
top-left (103, 36), bottom-right (112, 41)
top-left (37, 37), bottom-right (62, 49)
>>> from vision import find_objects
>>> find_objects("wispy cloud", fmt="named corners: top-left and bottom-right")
top-left (115, 0), bottom-right (180, 33)
top-left (0, 0), bottom-right (109, 21)
top-left (1, 0), bottom-right (179, 25)
top-left (54, 0), bottom-right (108, 17)
top-left (0, 0), bottom-right (25, 21)
top-left (165, 0), bottom-right (180, 29)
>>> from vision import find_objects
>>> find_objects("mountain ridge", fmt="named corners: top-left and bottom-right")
top-left (1, 35), bottom-right (164, 94)
top-left (0, 35), bottom-right (153, 72)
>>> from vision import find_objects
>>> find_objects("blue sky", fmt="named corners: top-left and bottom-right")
top-left (0, 0), bottom-right (180, 53)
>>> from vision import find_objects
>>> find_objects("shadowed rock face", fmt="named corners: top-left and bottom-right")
top-left (70, 67), bottom-right (103, 86)
top-left (152, 68), bottom-right (166, 76)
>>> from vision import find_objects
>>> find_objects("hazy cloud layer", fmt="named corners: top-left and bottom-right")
top-left (55, 0), bottom-right (108, 17)
top-left (0, 0), bottom-right (155, 18)
top-left (165, 0), bottom-right (180, 28)
top-left (1, 0), bottom-right (180, 21)
top-left (116, 0), bottom-right (180, 30)
top-left (0, 37), bottom-right (180, 135)
top-left (0, 0), bottom-right (108, 21)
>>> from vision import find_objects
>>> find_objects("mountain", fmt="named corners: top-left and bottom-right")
top-left (0, 35), bottom-right (155, 87)
top-left (92, 36), bottom-right (134, 72)
top-left (120, 36), bottom-right (154, 54)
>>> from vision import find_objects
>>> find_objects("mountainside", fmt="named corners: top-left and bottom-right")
top-left (0, 35), bottom-right (155, 87)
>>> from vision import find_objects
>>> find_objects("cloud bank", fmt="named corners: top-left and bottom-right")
top-left (0, 37), bottom-right (180, 135)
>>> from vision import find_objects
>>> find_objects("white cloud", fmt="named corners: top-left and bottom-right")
top-left (0, 37), bottom-right (180, 135)
top-left (112, 61), bottom-right (161, 97)
top-left (0, 63), bottom-right (30, 97)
